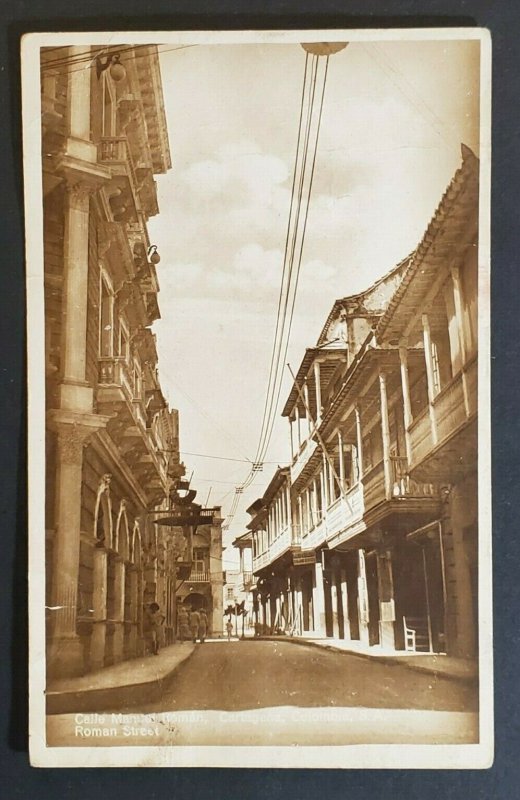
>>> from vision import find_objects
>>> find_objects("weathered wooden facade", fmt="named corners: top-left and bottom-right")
top-left (244, 146), bottom-right (479, 659)
top-left (41, 45), bottom-right (187, 678)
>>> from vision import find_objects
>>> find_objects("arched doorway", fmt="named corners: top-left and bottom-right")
top-left (185, 591), bottom-right (207, 611)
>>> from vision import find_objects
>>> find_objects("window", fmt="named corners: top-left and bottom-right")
top-left (99, 276), bottom-right (114, 357)
top-left (133, 358), bottom-right (142, 398)
top-left (118, 319), bottom-right (130, 361)
top-left (102, 72), bottom-right (117, 137)
top-left (193, 548), bottom-right (207, 572)
top-left (226, 587), bottom-right (234, 601)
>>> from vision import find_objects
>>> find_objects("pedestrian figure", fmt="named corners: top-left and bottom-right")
top-left (146, 602), bottom-right (165, 655)
top-left (177, 605), bottom-right (191, 643)
top-left (189, 608), bottom-right (201, 643)
top-left (226, 618), bottom-right (233, 642)
top-left (198, 608), bottom-right (208, 643)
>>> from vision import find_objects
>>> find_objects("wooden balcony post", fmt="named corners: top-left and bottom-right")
top-left (399, 345), bottom-right (414, 465)
top-left (421, 313), bottom-right (439, 445)
top-left (321, 452), bottom-right (329, 509)
top-left (304, 381), bottom-right (312, 434)
top-left (379, 373), bottom-right (392, 500)
top-left (337, 428), bottom-right (345, 491)
top-left (289, 413), bottom-right (295, 459)
top-left (295, 405), bottom-right (302, 448)
top-left (314, 360), bottom-right (322, 425)
top-left (355, 406), bottom-right (364, 480)
top-left (450, 266), bottom-right (470, 416)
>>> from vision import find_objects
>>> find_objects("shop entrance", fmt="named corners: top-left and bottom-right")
top-left (393, 523), bottom-right (446, 653)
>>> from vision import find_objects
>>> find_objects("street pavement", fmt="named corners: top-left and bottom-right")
top-left (46, 640), bottom-right (478, 746)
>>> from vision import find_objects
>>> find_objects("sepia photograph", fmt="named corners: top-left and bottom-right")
top-left (23, 28), bottom-right (491, 768)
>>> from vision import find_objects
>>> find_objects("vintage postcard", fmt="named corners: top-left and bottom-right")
top-left (24, 28), bottom-right (492, 768)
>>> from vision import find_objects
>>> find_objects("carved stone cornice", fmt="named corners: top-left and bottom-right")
top-left (47, 409), bottom-right (110, 465)
top-left (55, 154), bottom-right (111, 207)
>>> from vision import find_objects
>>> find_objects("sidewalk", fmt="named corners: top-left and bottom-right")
top-left (256, 635), bottom-right (478, 683)
top-left (46, 642), bottom-right (196, 715)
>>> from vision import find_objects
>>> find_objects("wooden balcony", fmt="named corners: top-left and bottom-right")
top-left (290, 436), bottom-right (317, 484)
top-left (325, 483), bottom-right (365, 548)
top-left (241, 571), bottom-right (254, 589)
top-left (252, 550), bottom-right (270, 573)
top-left (408, 356), bottom-right (477, 482)
top-left (252, 525), bottom-right (300, 573)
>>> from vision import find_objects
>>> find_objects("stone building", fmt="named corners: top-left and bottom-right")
top-left (41, 45), bottom-right (185, 678)
top-left (244, 146), bottom-right (479, 658)
top-left (175, 509), bottom-right (225, 638)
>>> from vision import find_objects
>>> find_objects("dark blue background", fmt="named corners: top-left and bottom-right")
top-left (1, 1), bottom-right (518, 796)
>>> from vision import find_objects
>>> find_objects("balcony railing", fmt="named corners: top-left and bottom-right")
top-left (362, 461), bottom-right (386, 509)
top-left (390, 456), bottom-right (437, 498)
top-left (290, 436), bottom-right (317, 484)
top-left (242, 571), bottom-right (253, 588)
top-left (187, 570), bottom-right (209, 583)
top-left (409, 357), bottom-right (477, 470)
top-left (98, 136), bottom-right (140, 222)
top-left (252, 550), bottom-right (270, 573)
top-left (99, 136), bottom-right (139, 195)
top-left (99, 355), bottom-right (134, 398)
top-left (325, 482), bottom-right (365, 547)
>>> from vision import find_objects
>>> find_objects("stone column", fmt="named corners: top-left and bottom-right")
top-left (379, 373), bottom-right (392, 500)
top-left (112, 556), bottom-right (126, 663)
top-left (128, 566), bottom-right (139, 657)
top-left (399, 345), bottom-right (413, 465)
top-left (422, 313), bottom-right (439, 445)
top-left (90, 546), bottom-right (108, 670)
top-left (312, 560), bottom-right (327, 635)
top-left (58, 181), bottom-right (96, 413)
top-left (47, 417), bottom-right (105, 679)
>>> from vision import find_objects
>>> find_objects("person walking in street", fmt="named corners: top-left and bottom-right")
top-left (177, 605), bottom-right (191, 643)
top-left (198, 607), bottom-right (208, 643)
top-left (189, 607), bottom-right (201, 643)
top-left (146, 602), bottom-right (165, 655)
top-left (226, 618), bottom-right (234, 642)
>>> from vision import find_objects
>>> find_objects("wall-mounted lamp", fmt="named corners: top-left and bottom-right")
top-left (96, 53), bottom-right (127, 82)
top-left (148, 244), bottom-right (161, 265)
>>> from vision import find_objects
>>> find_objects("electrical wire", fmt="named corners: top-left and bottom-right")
top-left (40, 43), bottom-right (198, 73)
top-left (223, 53), bottom-right (331, 533)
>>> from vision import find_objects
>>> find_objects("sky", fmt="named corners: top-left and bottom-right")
top-left (147, 38), bottom-right (480, 567)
